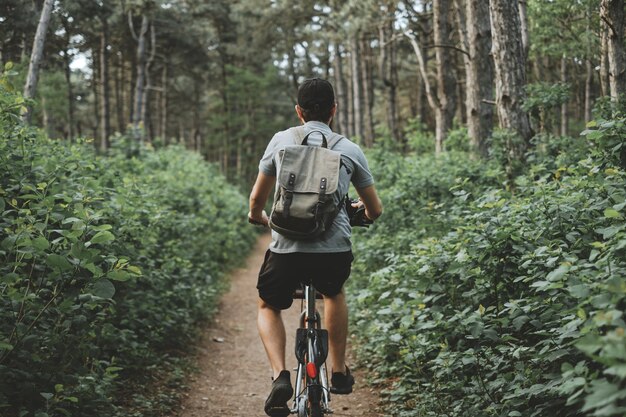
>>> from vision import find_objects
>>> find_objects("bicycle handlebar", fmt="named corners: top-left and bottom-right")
top-left (345, 198), bottom-right (374, 228)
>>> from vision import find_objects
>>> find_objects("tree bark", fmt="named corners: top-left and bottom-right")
top-left (585, 8), bottom-right (594, 123)
top-left (115, 53), bottom-right (125, 133)
top-left (350, 33), bottom-right (363, 141)
top-left (379, 5), bottom-right (401, 143)
top-left (463, 0), bottom-right (494, 156)
top-left (600, 0), bottom-right (626, 102)
top-left (360, 34), bottom-right (375, 147)
top-left (489, 0), bottom-right (533, 144)
top-left (560, 56), bottom-right (568, 136)
top-left (332, 42), bottom-right (349, 135)
top-left (60, 16), bottom-right (75, 140)
top-left (600, 23), bottom-right (611, 97)
top-left (518, 0), bottom-right (530, 62)
top-left (585, 58), bottom-right (594, 123)
top-left (433, 0), bottom-right (456, 153)
top-left (143, 23), bottom-right (156, 142)
top-left (131, 14), bottom-right (149, 142)
top-left (160, 63), bottom-right (168, 143)
top-left (22, 0), bottom-right (54, 123)
top-left (100, 16), bottom-right (111, 152)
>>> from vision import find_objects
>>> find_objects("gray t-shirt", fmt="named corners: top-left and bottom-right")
top-left (259, 121), bottom-right (374, 254)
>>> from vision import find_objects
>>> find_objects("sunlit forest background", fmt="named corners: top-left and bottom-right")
top-left (1, 0), bottom-right (626, 416)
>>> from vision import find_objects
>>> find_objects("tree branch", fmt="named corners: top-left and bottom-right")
top-left (425, 43), bottom-right (470, 57)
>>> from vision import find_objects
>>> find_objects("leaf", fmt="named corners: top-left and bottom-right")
top-left (107, 270), bottom-right (131, 282)
top-left (568, 284), bottom-right (590, 299)
top-left (0, 340), bottom-right (13, 350)
top-left (40, 392), bottom-right (54, 400)
top-left (390, 334), bottom-right (402, 342)
top-left (127, 265), bottom-right (142, 276)
top-left (604, 208), bottom-right (622, 219)
top-left (90, 231), bottom-right (115, 245)
top-left (46, 254), bottom-right (73, 271)
top-left (581, 379), bottom-right (626, 412)
top-left (547, 265), bottom-right (569, 282)
top-left (604, 364), bottom-right (626, 379)
top-left (91, 279), bottom-right (116, 299)
top-left (32, 236), bottom-right (50, 251)
top-left (595, 225), bottom-right (624, 239)
top-left (576, 334), bottom-right (602, 356)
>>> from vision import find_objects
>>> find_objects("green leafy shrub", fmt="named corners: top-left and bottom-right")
top-left (349, 123), bottom-right (626, 416)
top-left (0, 72), bottom-right (255, 416)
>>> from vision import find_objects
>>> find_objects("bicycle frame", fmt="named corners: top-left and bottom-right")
top-left (291, 284), bottom-right (332, 416)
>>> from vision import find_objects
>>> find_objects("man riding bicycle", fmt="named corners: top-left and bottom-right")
top-left (248, 78), bottom-right (383, 417)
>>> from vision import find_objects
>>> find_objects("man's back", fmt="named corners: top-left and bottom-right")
top-left (258, 120), bottom-right (374, 254)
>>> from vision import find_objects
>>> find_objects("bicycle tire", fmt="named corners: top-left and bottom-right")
top-left (306, 383), bottom-right (324, 417)
top-left (308, 402), bottom-right (323, 417)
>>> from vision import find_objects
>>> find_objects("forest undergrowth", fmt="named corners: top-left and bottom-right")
top-left (348, 106), bottom-right (626, 417)
top-left (0, 71), bottom-right (256, 416)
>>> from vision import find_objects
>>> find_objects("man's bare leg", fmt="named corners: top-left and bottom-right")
top-left (323, 289), bottom-right (348, 373)
top-left (257, 298), bottom-right (287, 379)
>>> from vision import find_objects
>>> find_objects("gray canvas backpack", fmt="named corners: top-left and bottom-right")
top-left (269, 126), bottom-right (345, 240)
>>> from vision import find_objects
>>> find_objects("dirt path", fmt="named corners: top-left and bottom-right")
top-left (174, 234), bottom-right (381, 417)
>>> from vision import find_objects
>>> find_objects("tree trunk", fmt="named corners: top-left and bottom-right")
top-left (518, 0), bottom-right (530, 62)
top-left (100, 16), bottom-right (111, 152)
top-left (115, 53), bottom-right (125, 133)
top-left (160, 63), bottom-right (168, 143)
top-left (360, 34), bottom-right (375, 147)
top-left (466, 0), bottom-right (494, 156)
top-left (63, 47), bottom-right (74, 140)
top-left (600, 23), bottom-right (611, 97)
top-left (92, 50), bottom-right (101, 141)
top-left (132, 14), bottom-right (149, 141)
top-left (433, 0), bottom-right (456, 153)
top-left (332, 42), bottom-right (349, 135)
top-left (601, 0), bottom-right (626, 102)
top-left (347, 45), bottom-right (355, 138)
top-left (560, 56), bottom-right (568, 136)
top-left (143, 23), bottom-right (156, 143)
top-left (351, 34), bottom-right (363, 141)
top-left (585, 58), bottom-right (594, 123)
top-left (61, 17), bottom-right (75, 140)
top-left (379, 7), bottom-right (401, 143)
top-left (454, 0), bottom-right (469, 125)
top-left (22, 0), bottom-right (54, 123)
top-left (490, 0), bottom-right (533, 144)
top-left (584, 9), bottom-right (594, 123)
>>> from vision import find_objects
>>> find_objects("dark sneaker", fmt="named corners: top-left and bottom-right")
top-left (264, 370), bottom-right (293, 417)
top-left (330, 366), bottom-right (355, 394)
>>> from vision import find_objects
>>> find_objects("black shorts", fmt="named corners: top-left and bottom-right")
top-left (257, 250), bottom-right (354, 310)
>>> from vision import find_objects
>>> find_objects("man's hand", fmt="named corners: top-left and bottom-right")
top-left (248, 210), bottom-right (269, 226)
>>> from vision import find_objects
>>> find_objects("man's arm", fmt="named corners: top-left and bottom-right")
top-left (355, 184), bottom-right (383, 220)
top-left (248, 171), bottom-right (276, 226)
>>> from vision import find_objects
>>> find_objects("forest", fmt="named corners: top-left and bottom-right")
top-left (1, 0), bottom-right (626, 416)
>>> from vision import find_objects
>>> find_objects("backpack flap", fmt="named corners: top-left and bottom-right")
top-left (269, 144), bottom-right (342, 240)
top-left (278, 145), bottom-right (340, 194)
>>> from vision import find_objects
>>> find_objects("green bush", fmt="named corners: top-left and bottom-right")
top-left (349, 129), bottom-right (626, 416)
top-left (0, 72), bottom-right (255, 417)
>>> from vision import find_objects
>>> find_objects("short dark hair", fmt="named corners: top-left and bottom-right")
top-left (297, 78), bottom-right (335, 122)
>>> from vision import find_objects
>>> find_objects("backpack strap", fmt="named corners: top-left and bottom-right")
top-left (291, 126), bottom-right (344, 149)
top-left (328, 132), bottom-right (345, 150)
top-left (290, 126), bottom-right (306, 145)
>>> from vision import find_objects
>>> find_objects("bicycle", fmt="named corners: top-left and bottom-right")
top-left (291, 282), bottom-right (331, 416)
top-left (250, 198), bottom-right (372, 417)
top-left (289, 199), bottom-right (371, 417)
